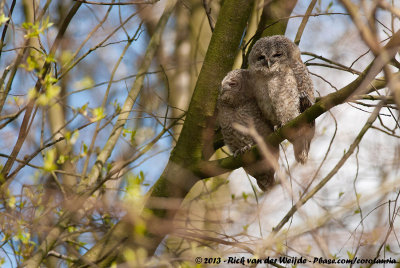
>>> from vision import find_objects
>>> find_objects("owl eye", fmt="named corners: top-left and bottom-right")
top-left (257, 55), bottom-right (265, 61)
top-left (228, 81), bottom-right (238, 87)
top-left (273, 53), bottom-right (283, 57)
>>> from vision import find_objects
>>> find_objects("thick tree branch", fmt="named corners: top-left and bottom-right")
top-left (242, 0), bottom-right (298, 68)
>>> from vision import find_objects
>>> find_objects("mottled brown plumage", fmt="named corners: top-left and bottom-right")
top-left (248, 35), bottom-right (315, 164)
top-left (217, 69), bottom-right (278, 191)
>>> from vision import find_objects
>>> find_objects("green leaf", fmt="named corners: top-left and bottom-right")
top-left (92, 107), bottom-right (105, 122)
top-left (347, 251), bottom-right (355, 260)
top-left (45, 54), bottom-right (56, 63)
top-left (130, 130), bottom-right (137, 145)
top-left (22, 22), bottom-right (33, 30)
top-left (107, 162), bottom-right (113, 172)
top-left (124, 174), bottom-right (144, 204)
top-left (0, 13), bottom-right (9, 26)
top-left (57, 155), bottom-right (67, 165)
top-left (8, 195), bottom-right (16, 209)
top-left (70, 130), bottom-right (79, 145)
top-left (22, 17), bottom-right (53, 38)
top-left (37, 84), bottom-right (61, 106)
top-left (74, 76), bottom-right (95, 89)
top-left (19, 200), bottom-right (25, 209)
top-left (134, 221), bottom-right (147, 235)
top-left (43, 149), bottom-right (57, 171)
top-left (326, 1), bottom-right (333, 12)
top-left (113, 101), bottom-right (121, 113)
top-left (61, 50), bottom-right (74, 65)
top-left (79, 103), bottom-right (88, 114)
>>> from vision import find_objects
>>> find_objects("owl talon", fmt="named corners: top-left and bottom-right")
top-left (274, 124), bottom-right (284, 131)
top-left (299, 91), bottom-right (314, 103)
top-left (233, 144), bottom-right (252, 157)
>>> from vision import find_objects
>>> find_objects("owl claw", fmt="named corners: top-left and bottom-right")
top-left (299, 91), bottom-right (314, 105)
top-left (233, 144), bottom-right (252, 157)
top-left (274, 123), bottom-right (285, 131)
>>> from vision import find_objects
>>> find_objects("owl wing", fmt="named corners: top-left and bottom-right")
top-left (241, 103), bottom-right (279, 191)
top-left (299, 92), bottom-right (314, 120)
top-left (290, 60), bottom-right (315, 164)
top-left (217, 105), bottom-right (255, 156)
top-left (291, 60), bottom-right (315, 113)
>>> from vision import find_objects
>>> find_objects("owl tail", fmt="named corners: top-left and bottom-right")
top-left (293, 137), bottom-right (310, 164)
top-left (254, 170), bottom-right (275, 192)
top-left (244, 166), bottom-right (275, 192)
top-left (293, 123), bottom-right (315, 164)
top-left (242, 144), bottom-right (279, 192)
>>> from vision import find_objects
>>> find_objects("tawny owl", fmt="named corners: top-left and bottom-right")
top-left (248, 35), bottom-right (315, 164)
top-left (217, 69), bottom-right (279, 191)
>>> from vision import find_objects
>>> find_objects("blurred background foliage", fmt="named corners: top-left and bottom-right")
top-left (1, 0), bottom-right (400, 267)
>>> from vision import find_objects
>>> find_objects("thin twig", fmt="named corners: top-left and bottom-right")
top-left (303, 51), bottom-right (362, 74)
top-left (294, 0), bottom-right (317, 45)
top-left (47, 251), bottom-right (77, 262)
top-left (272, 102), bottom-right (383, 234)
top-left (0, 0), bottom-right (16, 60)
top-left (1, 2), bottom-right (83, 180)
top-left (202, 0), bottom-right (215, 32)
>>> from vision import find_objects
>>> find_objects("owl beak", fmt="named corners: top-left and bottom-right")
top-left (262, 58), bottom-right (271, 68)
top-left (220, 89), bottom-right (230, 97)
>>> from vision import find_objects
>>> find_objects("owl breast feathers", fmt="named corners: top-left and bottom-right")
top-left (217, 69), bottom-right (278, 191)
top-left (248, 35), bottom-right (315, 164)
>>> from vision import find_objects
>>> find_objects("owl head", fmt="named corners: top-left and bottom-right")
top-left (248, 35), bottom-right (301, 71)
top-left (219, 69), bottom-right (251, 105)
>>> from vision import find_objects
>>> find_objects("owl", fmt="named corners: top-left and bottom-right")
top-left (217, 69), bottom-right (279, 191)
top-left (248, 35), bottom-right (315, 164)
